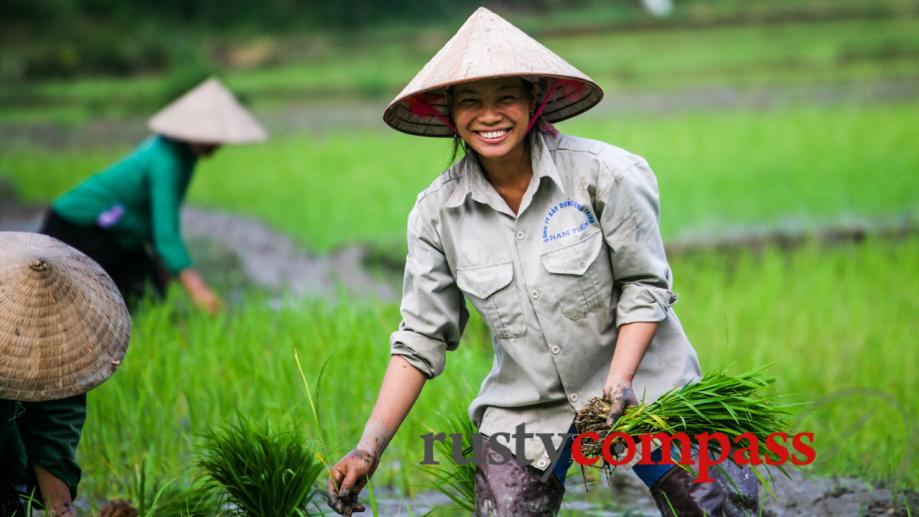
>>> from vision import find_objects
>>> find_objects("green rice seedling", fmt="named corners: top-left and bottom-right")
top-left (420, 398), bottom-right (477, 514)
top-left (197, 416), bottom-right (324, 516)
top-left (574, 368), bottom-right (796, 460)
top-left (21, 489), bottom-right (39, 517)
top-left (122, 459), bottom-right (220, 517)
top-left (128, 459), bottom-right (176, 517)
top-left (295, 351), bottom-right (401, 516)
top-left (142, 484), bottom-right (222, 517)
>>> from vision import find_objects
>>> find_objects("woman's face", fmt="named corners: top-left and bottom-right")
top-left (451, 77), bottom-right (535, 163)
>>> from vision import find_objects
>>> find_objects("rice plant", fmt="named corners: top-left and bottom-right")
top-left (98, 487), bottom-right (219, 517)
top-left (574, 368), bottom-right (796, 460)
top-left (142, 485), bottom-right (221, 517)
top-left (197, 416), bottom-right (324, 516)
top-left (70, 238), bottom-right (919, 505)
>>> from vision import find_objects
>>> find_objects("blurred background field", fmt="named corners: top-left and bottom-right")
top-left (5, 103), bottom-right (918, 253)
top-left (1, 0), bottom-right (917, 513)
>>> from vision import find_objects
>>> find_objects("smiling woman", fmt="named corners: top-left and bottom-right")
top-left (326, 7), bottom-right (760, 517)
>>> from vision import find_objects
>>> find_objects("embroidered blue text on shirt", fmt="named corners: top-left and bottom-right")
top-left (542, 200), bottom-right (597, 242)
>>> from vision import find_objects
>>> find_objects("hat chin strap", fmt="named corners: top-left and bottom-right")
top-left (525, 79), bottom-right (560, 135)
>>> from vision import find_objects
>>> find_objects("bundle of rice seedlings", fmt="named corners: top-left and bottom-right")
top-left (574, 368), bottom-right (795, 460)
top-left (197, 416), bottom-right (324, 516)
top-left (121, 458), bottom-right (221, 517)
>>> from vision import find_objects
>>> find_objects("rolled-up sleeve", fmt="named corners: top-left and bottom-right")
top-left (390, 203), bottom-right (468, 378)
top-left (17, 394), bottom-right (87, 496)
top-left (597, 159), bottom-right (676, 327)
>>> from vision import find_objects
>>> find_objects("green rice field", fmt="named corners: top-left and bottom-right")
top-left (77, 236), bottom-right (919, 506)
top-left (2, 3), bottom-right (918, 512)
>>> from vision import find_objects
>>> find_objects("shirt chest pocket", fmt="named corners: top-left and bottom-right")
top-left (540, 230), bottom-right (612, 321)
top-left (456, 261), bottom-right (527, 339)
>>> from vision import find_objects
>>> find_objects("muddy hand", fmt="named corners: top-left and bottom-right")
top-left (327, 492), bottom-right (364, 516)
top-left (50, 503), bottom-right (76, 517)
top-left (602, 381), bottom-right (638, 427)
top-left (327, 448), bottom-right (378, 515)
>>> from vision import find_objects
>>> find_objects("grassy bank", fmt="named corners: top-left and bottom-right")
top-left (77, 236), bottom-right (919, 510)
top-left (3, 101), bottom-right (917, 253)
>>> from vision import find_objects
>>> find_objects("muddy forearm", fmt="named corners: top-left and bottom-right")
top-left (356, 355), bottom-right (427, 458)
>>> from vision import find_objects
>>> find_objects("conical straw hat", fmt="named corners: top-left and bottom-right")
top-left (384, 7), bottom-right (604, 137)
top-left (0, 232), bottom-right (131, 402)
top-left (149, 77), bottom-right (268, 144)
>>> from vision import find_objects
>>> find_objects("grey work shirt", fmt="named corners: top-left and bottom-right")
top-left (390, 132), bottom-right (701, 470)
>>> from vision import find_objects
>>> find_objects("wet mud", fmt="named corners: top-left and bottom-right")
top-left (363, 468), bottom-right (916, 516)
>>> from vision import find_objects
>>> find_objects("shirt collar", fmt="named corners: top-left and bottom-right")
top-left (444, 132), bottom-right (566, 209)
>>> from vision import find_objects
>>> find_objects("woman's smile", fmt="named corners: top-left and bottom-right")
top-left (451, 77), bottom-right (534, 162)
top-left (474, 127), bottom-right (512, 144)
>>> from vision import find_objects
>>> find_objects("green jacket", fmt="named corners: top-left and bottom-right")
top-left (52, 136), bottom-right (197, 275)
top-left (0, 395), bottom-right (86, 498)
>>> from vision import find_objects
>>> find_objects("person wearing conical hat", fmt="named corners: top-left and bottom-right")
top-left (327, 8), bottom-right (759, 516)
top-left (39, 77), bottom-right (267, 314)
top-left (0, 232), bottom-right (131, 517)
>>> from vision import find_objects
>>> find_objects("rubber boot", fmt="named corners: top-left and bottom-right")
top-left (474, 437), bottom-right (565, 517)
top-left (650, 461), bottom-right (760, 517)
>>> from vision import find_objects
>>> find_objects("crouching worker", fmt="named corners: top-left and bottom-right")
top-left (0, 232), bottom-right (132, 516)
top-left (40, 78), bottom-right (267, 314)
top-left (327, 8), bottom-right (759, 516)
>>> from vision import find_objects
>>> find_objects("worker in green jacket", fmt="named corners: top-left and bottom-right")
top-left (0, 231), bottom-right (131, 517)
top-left (40, 77), bottom-right (267, 313)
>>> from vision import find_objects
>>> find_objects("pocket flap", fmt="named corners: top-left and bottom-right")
top-left (541, 231), bottom-right (604, 275)
top-left (456, 261), bottom-right (514, 299)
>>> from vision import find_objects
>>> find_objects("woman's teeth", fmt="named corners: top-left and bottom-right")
top-left (479, 129), bottom-right (508, 139)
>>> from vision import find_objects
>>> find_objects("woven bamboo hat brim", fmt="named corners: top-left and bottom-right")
top-left (384, 7), bottom-right (603, 137)
top-left (0, 232), bottom-right (131, 402)
top-left (148, 77), bottom-right (268, 145)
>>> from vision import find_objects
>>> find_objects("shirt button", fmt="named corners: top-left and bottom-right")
top-left (550, 345), bottom-right (560, 355)
top-left (516, 230), bottom-right (526, 241)
top-left (536, 457), bottom-right (550, 469)
top-left (569, 393), bottom-right (579, 403)
top-left (530, 289), bottom-right (540, 300)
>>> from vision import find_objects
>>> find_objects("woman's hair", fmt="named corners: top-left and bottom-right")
top-left (445, 77), bottom-right (544, 166)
